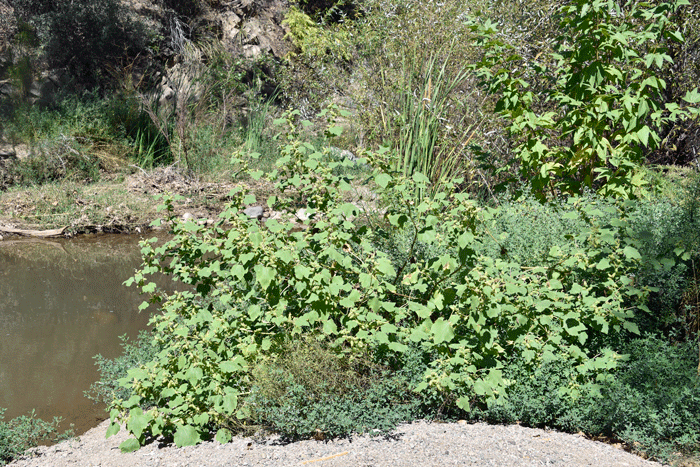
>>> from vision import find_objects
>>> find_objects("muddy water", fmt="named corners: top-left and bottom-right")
top-left (0, 234), bottom-right (168, 435)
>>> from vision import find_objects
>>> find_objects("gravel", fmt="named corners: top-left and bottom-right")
top-left (9, 419), bottom-right (665, 467)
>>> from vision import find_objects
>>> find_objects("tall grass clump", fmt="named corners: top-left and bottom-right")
top-left (392, 50), bottom-right (473, 197)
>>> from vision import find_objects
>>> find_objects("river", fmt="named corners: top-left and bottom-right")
top-left (0, 233), bottom-right (166, 436)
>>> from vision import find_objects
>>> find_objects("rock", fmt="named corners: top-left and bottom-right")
top-left (220, 12), bottom-right (242, 44)
top-left (182, 212), bottom-right (194, 221)
top-left (244, 206), bottom-right (264, 220)
top-left (295, 208), bottom-right (308, 221)
top-left (0, 147), bottom-right (16, 159)
top-left (329, 146), bottom-right (367, 166)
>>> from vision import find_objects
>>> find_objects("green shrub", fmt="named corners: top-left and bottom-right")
top-left (471, 0), bottom-right (700, 199)
top-left (85, 331), bottom-right (160, 406)
top-left (245, 337), bottom-right (423, 439)
top-left (108, 109), bottom-right (650, 451)
top-left (9, 136), bottom-right (102, 185)
top-left (282, 7), bottom-right (354, 62)
top-left (472, 186), bottom-right (700, 339)
top-left (0, 409), bottom-right (65, 465)
top-left (476, 335), bottom-right (700, 463)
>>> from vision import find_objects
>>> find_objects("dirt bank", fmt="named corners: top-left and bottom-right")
top-left (10, 419), bottom-right (665, 467)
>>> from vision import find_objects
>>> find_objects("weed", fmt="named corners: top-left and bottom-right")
top-left (245, 337), bottom-right (423, 440)
top-left (0, 408), bottom-right (68, 465)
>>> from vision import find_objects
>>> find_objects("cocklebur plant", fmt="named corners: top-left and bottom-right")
top-left (108, 110), bottom-right (651, 451)
top-left (470, 0), bottom-right (700, 200)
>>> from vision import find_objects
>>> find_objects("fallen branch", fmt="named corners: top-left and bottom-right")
top-left (0, 225), bottom-right (67, 238)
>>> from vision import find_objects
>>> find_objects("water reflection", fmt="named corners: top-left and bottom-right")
top-left (0, 234), bottom-right (164, 435)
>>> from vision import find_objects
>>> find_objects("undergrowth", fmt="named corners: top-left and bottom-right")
top-left (0, 409), bottom-right (69, 466)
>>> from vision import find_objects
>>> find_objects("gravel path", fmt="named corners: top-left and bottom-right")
top-left (9, 419), bottom-right (664, 467)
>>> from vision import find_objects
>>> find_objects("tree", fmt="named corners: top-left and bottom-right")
top-left (472, 0), bottom-right (700, 199)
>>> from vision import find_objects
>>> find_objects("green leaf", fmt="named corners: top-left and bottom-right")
top-left (388, 342), bottom-right (408, 352)
top-left (376, 257), bottom-right (396, 277)
top-left (174, 425), bottom-right (201, 448)
top-left (327, 125), bottom-right (343, 136)
top-left (623, 246), bottom-right (641, 260)
top-left (623, 321), bottom-right (640, 335)
top-left (215, 429), bottom-right (232, 444)
top-left (431, 318), bottom-right (455, 345)
top-left (222, 392), bottom-right (238, 414)
top-left (456, 396), bottom-right (471, 412)
top-left (256, 266), bottom-right (276, 290)
top-left (636, 126), bottom-right (651, 147)
top-left (595, 258), bottom-right (611, 270)
top-left (375, 173), bottom-right (392, 188)
top-left (682, 88), bottom-right (700, 104)
top-left (105, 422), bottom-right (120, 438)
top-left (127, 408), bottom-right (149, 440)
top-left (473, 379), bottom-right (489, 396)
top-left (119, 438), bottom-right (141, 453)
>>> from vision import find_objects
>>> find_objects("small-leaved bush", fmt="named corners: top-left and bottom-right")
top-left (282, 7), bottom-right (354, 62)
top-left (0, 409), bottom-right (65, 466)
top-left (85, 331), bottom-right (160, 406)
top-left (245, 337), bottom-right (424, 439)
top-left (476, 335), bottom-right (700, 463)
top-left (109, 108), bottom-right (651, 451)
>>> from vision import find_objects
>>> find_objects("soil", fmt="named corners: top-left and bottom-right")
top-left (0, 166), bottom-right (244, 237)
top-left (9, 419), bottom-right (666, 467)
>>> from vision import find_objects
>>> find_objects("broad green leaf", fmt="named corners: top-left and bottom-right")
top-left (623, 246), bottom-right (641, 260)
top-left (215, 429), bottom-right (232, 444)
top-left (222, 392), bottom-right (238, 414)
top-left (473, 379), bottom-right (488, 396)
top-left (323, 319), bottom-right (338, 334)
top-left (127, 408), bottom-right (149, 440)
top-left (327, 125), bottom-right (343, 136)
top-left (682, 88), bottom-right (700, 104)
top-left (174, 425), bottom-right (201, 448)
top-left (431, 318), bottom-right (455, 345)
top-left (412, 172), bottom-right (430, 184)
top-left (119, 438), bottom-right (141, 453)
top-left (255, 266), bottom-right (276, 290)
top-left (456, 396), bottom-right (471, 412)
top-left (623, 321), bottom-right (640, 335)
top-left (636, 126), bottom-right (651, 147)
top-left (106, 422), bottom-right (120, 438)
top-left (376, 257), bottom-right (396, 277)
top-left (388, 342), bottom-right (408, 352)
top-left (185, 367), bottom-right (203, 385)
top-left (375, 173), bottom-right (392, 188)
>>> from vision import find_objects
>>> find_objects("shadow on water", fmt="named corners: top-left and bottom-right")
top-left (0, 233), bottom-right (170, 435)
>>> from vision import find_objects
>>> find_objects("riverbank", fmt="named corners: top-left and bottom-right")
top-left (0, 166), bottom-right (241, 238)
top-left (10, 419), bottom-right (665, 467)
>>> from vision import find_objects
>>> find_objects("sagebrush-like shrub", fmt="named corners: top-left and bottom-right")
top-left (478, 335), bottom-right (700, 463)
top-left (0, 409), bottom-right (65, 465)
